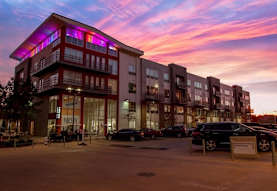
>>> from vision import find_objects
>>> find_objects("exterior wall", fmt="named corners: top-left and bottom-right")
top-left (220, 83), bottom-right (235, 121)
top-left (187, 73), bottom-right (209, 128)
top-left (118, 51), bottom-right (141, 130)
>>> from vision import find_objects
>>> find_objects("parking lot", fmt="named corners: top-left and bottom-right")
top-left (0, 137), bottom-right (277, 191)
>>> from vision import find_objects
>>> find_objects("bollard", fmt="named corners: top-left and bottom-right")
top-left (272, 141), bottom-right (276, 167)
top-left (90, 134), bottom-right (92, 144)
top-left (14, 138), bottom-right (16, 150)
top-left (202, 139), bottom-right (206, 156)
top-left (63, 136), bottom-right (66, 148)
top-left (32, 139), bottom-right (34, 149)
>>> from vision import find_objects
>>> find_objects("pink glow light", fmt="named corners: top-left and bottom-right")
top-left (66, 28), bottom-right (84, 40)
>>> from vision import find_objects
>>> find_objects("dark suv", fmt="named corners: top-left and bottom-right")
top-left (106, 129), bottom-right (144, 141)
top-left (161, 125), bottom-right (188, 138)
top-left (192, 122), bottom-right (277, 152)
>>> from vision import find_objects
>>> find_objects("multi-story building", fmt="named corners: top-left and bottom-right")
top-left (11, 13), bottom-right (143, 136)
top-left (10, 13), bottom-right (251, 135)
top-left (187, 73), bottom-right (209, 128)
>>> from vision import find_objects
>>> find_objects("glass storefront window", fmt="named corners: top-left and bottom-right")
top-left (62, 95), bottom-right (81, 131)
top-left (108, 79), bottom-right (117, 94)
top-left (83, 97), bottom-right (105, 136)
top-left (107, 99), bottom-right (117, 132)
top-left (49, 96), bottom-right (58, 113)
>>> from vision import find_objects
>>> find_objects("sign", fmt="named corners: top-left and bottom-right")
top-left (230, 136), bottom-right (258, 159)
top-left (56, 107), bottom-right (61, 119)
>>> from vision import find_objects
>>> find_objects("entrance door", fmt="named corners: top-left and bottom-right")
top-left (84, 98), bottom-right (105, 136)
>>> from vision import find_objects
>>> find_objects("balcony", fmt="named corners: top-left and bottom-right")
top-left (37, 77), bottom-right (59, 93)
top-left (84, 85), bottom-right (112, 95)
top-left (63, 78), bottom-right (83, 87)
top-left (31, 50), bottom-right (60, 76)
top-left (175, 97), bottom-right (186, 104)
top-left (64, 54), bottom-right (83, 65)
top-left (193, 100), bottom-right (205, 107)
top-left (176, 82), bottom-right (186, 90)
top-left (65, 36), bottom-right (84, 47)
top-left (85, 64), bottom-right (113, 74)
top-left (86, 42), bottom-right (106, 54)
top-left (145, 93), bottom-right (159, 101)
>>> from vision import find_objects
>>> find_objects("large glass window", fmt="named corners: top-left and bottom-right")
top-left (108, 79), bottom-right (117, 94)
top-left (107, 99), bottom-right (117, 132)
top-left (64, 47), bottom-right (83, 64)
top-left (129, 83), bottom-right (136, 93)
top-left (108, 59), bottom-right (118, 75)
top-left (62, 95), bottom-right (81, 131)
top-left (128, 65), bottom-right (136, 74)
top-left (63, 70), bottom-right (82, 86)
top-left (49, 96), bottom-right (58, 113)
top-left (163, 73), bottom-right (169, 81)
top-left (83, 98), bottom-right (105, 136)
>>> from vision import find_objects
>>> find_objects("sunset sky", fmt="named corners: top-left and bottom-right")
top-left (0, 0), bottom-right (276, 114)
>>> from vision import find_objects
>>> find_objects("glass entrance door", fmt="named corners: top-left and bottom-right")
top-left (84, 98), bottom-right (105, 136)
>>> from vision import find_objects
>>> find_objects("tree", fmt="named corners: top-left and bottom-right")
top-left (0, 78), bottom-right (41, 133)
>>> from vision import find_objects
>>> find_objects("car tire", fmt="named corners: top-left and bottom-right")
top-left (151, 134), bottom-right (156, 139)
top-left (108, 135), bottom-right (113, 141)
top-left (258, 138), bottom-right (271, 152)
top-left (205, 139), bottom-right (216, 151)
top-left (177, 133), bottom-right (182, 138)
top-left (130, 136), bottom-right (136, 142)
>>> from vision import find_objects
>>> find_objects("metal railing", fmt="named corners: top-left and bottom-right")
top-left (84, 85), bottom-right (112, 95)
top-left (32, 50), bottom-right (60, 74)
top-left (86, 42), bottom-right (107, 54)
top-left (38, 76), bottom-right (59, 93)
top-left (64, 54), bottom-right (83, 65)
top-left (108, 49), bottom-right (118, 57)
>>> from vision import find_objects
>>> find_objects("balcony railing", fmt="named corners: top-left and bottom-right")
top-left (84, 64), bottom-right (113, 74)
top-left (64, 54), bottom-right (83, 65)
top-left (86, 42), bottom-right (106, 54)
top-left (84, 85), bottom-right (112, 95)
top-left (65, 36), bottom-right (84, 47)
top-left (38, 77), bottom-right (59, 93)
top-left (145, 93), bottom-right (159, 101)
top-left (31, 50), bottom-right (60, 75)
top-left (63, 78), bottom-right (83, 87)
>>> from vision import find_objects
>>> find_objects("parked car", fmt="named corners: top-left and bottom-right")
top-left (142, 128), bottom-right (162, 139)
top-left (192, 122), bottom-right (277, 152)
top-left (243, 123), bottom-right (277, 131)
top-left (106, 129), bottom-right (144, 141)
top-left (161, 125), bottom-right (188, 138)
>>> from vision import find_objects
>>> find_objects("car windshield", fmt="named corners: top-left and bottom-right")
top-left (241, 124), bottom-right (255, 132)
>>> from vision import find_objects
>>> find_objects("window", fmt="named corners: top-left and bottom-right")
top-left (187, 79), bottom-right (191, 86)
top-left (128, 65), bottom-right (136, 74)
top-left (100, 78), bottom-right (105, 89)
top-left (95, 77), bottom-right (100, 87)
top-left (174, 106), bottom-right (184, 114)
top-left (109, 59), bottom-right (118, 75)
top-left (164, 89), bottom-right (170, 98)
top-left (49, 96), bottom-right (58, 113)
top-left (85, 75), bottom-right (89, 87)
top-left (224, 89), bottom-right (231, 95)
top-left (101, 57), bottom-right (106, 71)
top-left (91, 55), bottom-right (95, 69)
top-left (146, 68), bottom-right (158, 78)
top-left (96, 57), bottom-right (100, 70)
top-left (164, 105), bottom-right (171, 113)
top-left (86, 54), bottom-right (90, 68)
top-left (195, 95), bottom-right (202, 101)
top-left (163, 73), bottom-right (169, 81)
top-left (108, 79), bottom-right (117, 94)
top-left (129, 102), bottom-right (136, 112)
top-left (90, 76), bottom-right (94, 88)
top-left (63, 70), bottom-right (82, 85)
top-left (205, 84), bottom-right (208, 90)
top-left (194, 81), bottom-right (202, 89)
top-left (129, 83), bottom-right (136, 93)
top-left (64, 47), bottom-right (83, 64)
top-left (19, 71), bottom-right (24, 80)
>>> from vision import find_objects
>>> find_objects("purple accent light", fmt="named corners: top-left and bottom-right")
top-left (66, 28), bottom-right (84, 40)
top-left (87, 34), bottom-right (107, 47)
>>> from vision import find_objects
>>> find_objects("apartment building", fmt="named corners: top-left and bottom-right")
top-left (11, 13), bottom-right (143, 136)
top-left (10, 13), bottom-right (251, 135)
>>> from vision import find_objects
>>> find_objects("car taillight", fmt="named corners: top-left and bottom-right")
top-left (192, 131), bottom-right (200, 137)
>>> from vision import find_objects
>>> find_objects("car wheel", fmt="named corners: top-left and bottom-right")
top-left (258, 139), bottom-right (271, 152)
top-left (130, 136), bottom-right (136, 142)
top-left (177, 133), bottom-right (182, 138)
top-left (108, 135), bottom-right (113, 141)
top-left (205, 139), bottom-right (216, 151)
top-left (151, 134), bottom-right (156, 139)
